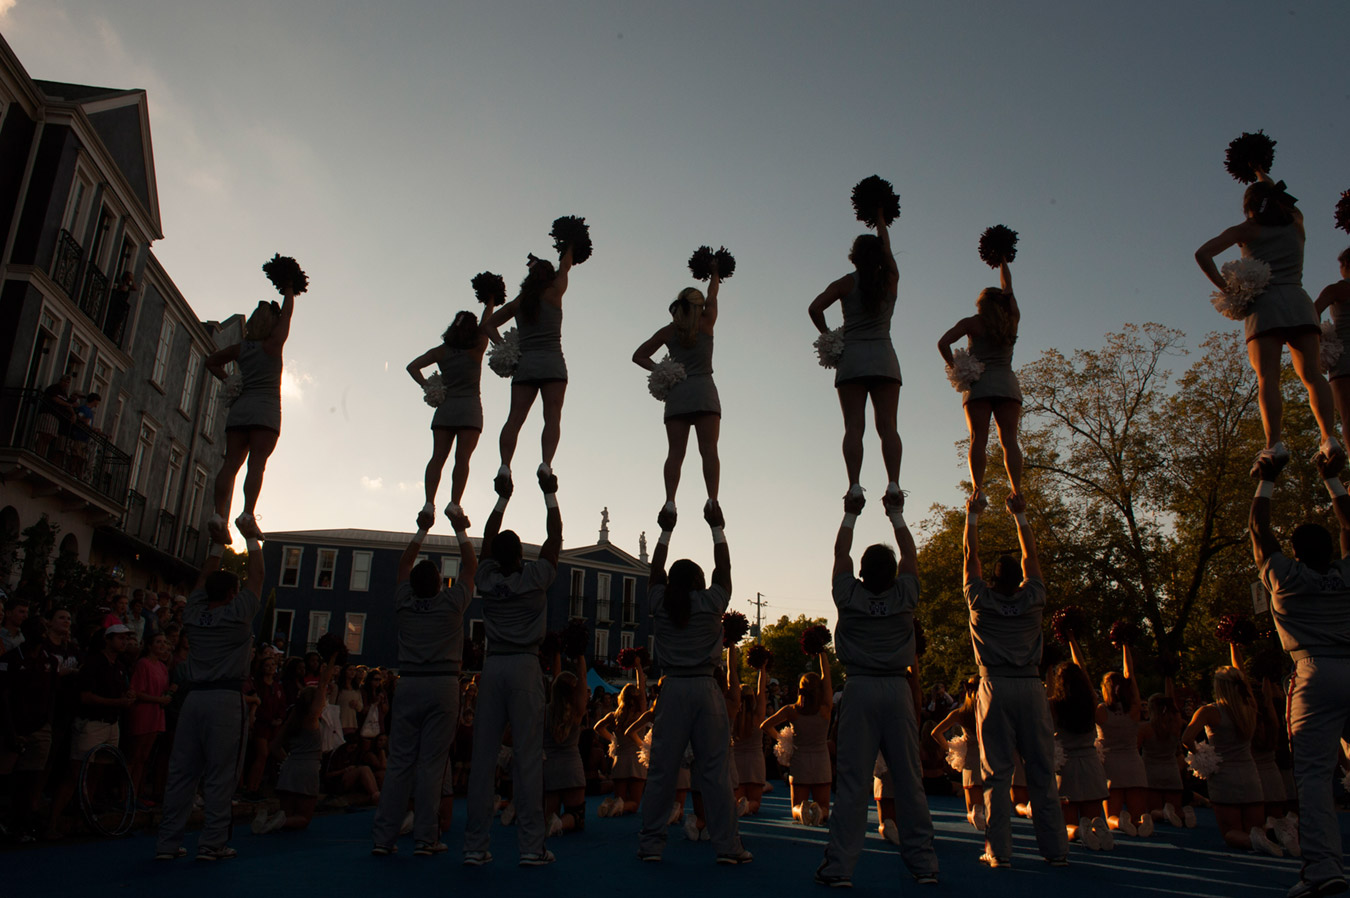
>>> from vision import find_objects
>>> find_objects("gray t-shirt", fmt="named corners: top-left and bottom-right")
top-left (649, 582), bottom-right (729, 675)
top-left (965, 576), bottom-right (1045, 676)
top-left (184, 586), bottom-right (260, 683)
top-left (475, 558), bottom-right (555, 652)
top-left (394, 580), bottom-right (472, 672)
top-left (832, 572), bottom-right (918, 675)
top-left (1259, 553), bottom-right (1350, 656)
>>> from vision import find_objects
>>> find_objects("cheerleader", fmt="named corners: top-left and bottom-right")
top-left (1047, 660), bottom-right (1112, 850)
top-left (931, 676), bottom-right (986, 830)
top-left (1313, 248), bottom-right (1350, 438)
top-left (543, 650), bottom-right (589, 837)
top-left (1195, 172), bottom-right (1342, 473)
top-left (732, 647), bottom-right (769, 815)
top-left (595, 665), bottom-right (649, 817)
top-left (1139, 689), bottom-right (1194, 828)
top-left (762, 652), bottom-right (833, 825)
top-left (406, 304), bottom-right (495, 529)
top-left (1088, 643), bottom-right (1153, 836)
top-left (626, 679), bottom-right (694, 827)
top-left (205, 283), bottom-right (296, 542)
top-left (633, 265), bottom-right (723, 513)
top-left (488, 249), bottom-right (574, 491)
top-left (937, 257), bottom-right (1023, 507)
top-left (256, 657), bottom-right (342, 834)
top-left (808, 210), bottom-right (902, 501)
top-left (636, 503), bottom-right (751, 864)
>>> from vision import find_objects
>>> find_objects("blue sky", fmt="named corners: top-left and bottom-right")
top-left (6, 2), bottom-right (1348, 620)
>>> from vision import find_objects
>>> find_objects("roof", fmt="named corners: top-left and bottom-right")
top-left (262, 527), bottom-right (648, 570)
top-left (34, 80), bottom-right (141, 103)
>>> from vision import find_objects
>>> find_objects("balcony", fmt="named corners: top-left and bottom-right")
top-left (568, 595), bottom-right (584, 619)
top-left (154, 509), bottom-right (176, 554)
top-left (596, 598), bottom-right (611, 624)
top-left (122, 489), bottom-right (147, 539)
top-left (79, 262), bottom-right (109, 328)
top-left (180, 526), bottom-right (201, 565)
top-left (0, 388), bottom-right (130, 511)
top-left (52, 229), bottom-right (82, 298)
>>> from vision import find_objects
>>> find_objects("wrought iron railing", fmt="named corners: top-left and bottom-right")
top-left (0, 388), bottom-right (130, 507)
top-left (154, 510), bottom-right (176, 554)
top-left (52, 229), bottom-right (82, 298)
top-left (79, 262), bottom-right (109, 326)
top-left (122, 490), bottom-right (147, 539)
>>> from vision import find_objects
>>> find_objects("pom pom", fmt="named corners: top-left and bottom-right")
top-left (561, 619), bottom-right (589, 659)
top-left (851, 175), bottom-right (900, 227)
top-left (617, 647), bottom-right (641, 670)
top-left (722, 611), bottom-right (749, 647)
top-left (913, 618), bottom-right (927, 659)
top-left (315, 632), bottom-right (348, 666)
top-left (1215, 613), bottom-right (1257, 645)
top-left (1108, 619), bottom-right (1140, 649)
top-left (1050, 605), bottom-right (1087, 645)
top-left (746, 644), bottom-right (773, 671)
top-left (471, 271), bottom-right (506, 306)
top-left (550, 215), bottom-right (593, 264)
top-left (1186, 742), bottom-right (1223, 780)
top-left (713, 246), bottom-right (736, 280)
top-left (814, 327), bottom-right (845, 369)
top-left (637, 730), bottom-right (653, 768)
top-left (1053, 738), bottom-right (1066, 772)
top-left (688, 246), bottom-right (715, 281)
top-left (1225, 131), bottom-right (1277, 184)
top-left (945, 734), bottom-right (968, 772)
top-left (647, 355), bottom-right (687, 401)
top-left (1210, 258), bottom-right (1272, 320)
top-left (1336, 190), bottom-right (1350, 235)
top-left (977, 225), bottom-right (1019, 268)
top-left (636, 645), bottom-right (651, 668)
top-left (772, 724), bottom-right (795, 766)
top-left (800, 624), bottom-right (832, 655)
top-left (607, 736), bottom-right (620, 764)
top-left (487, 328), bottom-right (521, 378)
top-left (422, 373), bottom-right (446, 408)
top-left (1322, 320), bottom-right (1344, 374)
top-left (945, 348), bottom-right (986, 393)
top-left (223, 373), bottom-right (244, 407)
top-left (262, 254), bottom-right (308, 295)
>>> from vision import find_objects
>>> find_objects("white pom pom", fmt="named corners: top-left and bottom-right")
top-left (422, 372), bottom-right (447, 408)
top-left (1053, 738), bottom-right (1066, 772)
top-left (1186, 742), bottom-right (1223, 780)
top-left (223, 373), bottom-right (244, 407)
top-left (487, 328), bottom-right (521, 378)
top-left (637, 731), bottom-right (653, 768)
top-left (814, 328), bottom-right (845, 369)
top-left (1321, 320), bottom-right (1344, 373)
top-left (497, 745), bottom-right (513, 771)
top-left (773, 724), bottom-right (795, 766)
top-left (945, 734), bottom-right (968, 772)
top-left (945, 348), bottom-right (985, 393)
top-left (608, 737), bottom-right (620, 763)
top-left (1209, 258), bottom-right (1272, 321)
top-left (647, 355), bottom-right (687, 401)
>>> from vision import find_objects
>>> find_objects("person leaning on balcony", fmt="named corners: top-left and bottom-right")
top-left (33, 372), bottom-right (76, 460)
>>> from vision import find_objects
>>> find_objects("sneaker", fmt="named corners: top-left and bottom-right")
top-left (684, 816), bottom-right (701, 841)
top-left (155, 847), bottom-right (187, 860)
top-left (1250, 826), bottom-right (1284, 857)
top-left (400, 811), bottom-right (415, 835)
top-left (251, 809), bottom-right (271, 834)
top-left (736, 797), bottom-right (749, 817)
top-left (668, 803), bottom-right (683, 825)
top-left (1046, 857), bottom-right (1069, 868)
top-left (207, 515), bottom-right (230, 545)
top-left (700, 826), bottom-right (710, 842)
top-left (417, 504), bottom-right (435, 530)
top-left (1078, 817), bottom-right (1101, 850)
top-left (537, 462), bottom-right (552, 478)
top-left (845, 484), bottom-right (864, 501)
top-left (1015, 802), bottom-right (1033, 818)
top-left (716, 848), bottom-right (753, 865)
top-left (1091, 817), bottom-right (1115, 851)
top-left (499, 802), bottom-right (516, 826)
top-left (1163, 803), bottom-right (1183, 827)
top-left (1274, 819), bottom-right (1302, 857)
top-left (414, 841), bottom-right (447, 856)
top-left (1117, 815), bottom-right (1137, 837)
top-left (261, 810), bottom-right (286, 834)
top-left (972, 805), bottom-right (987, 831)
top-left (196, 845), bottom-right (238, 862)
top-left (598, 796), bottom-right (618, 818)
top-left (494, 467), bottom-right (512, 494)
top-left (462, 850), bottom-right (493, 866)
top-left (971, 490), bottom-right (989, 512)
top-left (880, 819), bottom-right (900, 845)
top-left (371, 844), bottom-right (396, 856)
top-left (1253, 442), bottom-right (1291, 478)
top-left (815, 862), bottom-right (852, 887)
top-left (978, 853), bottom-right (1010, 868)
top-left (1287, 877), bottom-right (1349, 898)
top-left (914, 870), bottom-right (940, 883)
top-left (638, 851), bottom-right (662, 863)
top-left (235, 512), bottom-right (264, 541)
top-left (1182, 805), bottom-right (1197, 828)
top-left (547, 813), bottom-right (564, 837)
top-left (519, 850), bottom-right (556, 867)
top-left (1137, 814), bottom-right (1154, 837)
top-left (803, 800), bottom-right (823, 826)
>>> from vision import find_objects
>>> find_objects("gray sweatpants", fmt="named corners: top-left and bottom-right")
top-left (976, 675), bottom-right (1067, 861)
top-left (464, 654), bottom-right (544, 857)
top-left (155, 690), bottom-right (248, 854)
top-left (371, 675), bottom-right (459, 847)
top-left (1288, 655), bottom-right (1350, 885)
top-left (639, 676), bottom-right (743, 857)
top-left (820, 676), bottom-right (938, 879)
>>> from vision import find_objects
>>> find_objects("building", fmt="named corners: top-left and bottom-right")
top-left (259, 512), bottom-right (653, 671)
top-left (0, 34), bottom-right (239, 594)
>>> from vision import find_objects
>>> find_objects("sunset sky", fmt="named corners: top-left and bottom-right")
top-left (6, 2), bottom-right (1348, 622)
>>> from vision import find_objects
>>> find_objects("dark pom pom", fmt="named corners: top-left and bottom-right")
top-left (540, 630), bottom-right (560, 660)
top-left (722, 610), bottom-right (749, 647)
top-left (617, 647), bottom-right (640, 670)
top-left (1225, 131), bottom-right (1277, 184)
top-left (636, 645), bottom-right (651, 668)
top-left (1335, 190), bottom-right (1350, 234)
top-left (1050, 605), bottom-right (1087, 645)
top-left (713, 246), bottom-right (736, 280)
top-left (688, 245), bottom-right (715, 281)
top-left (561, 619), bottom-right (589, 658)
top-left (746, 643), bottom-right (773, 671)
top-left (1108, 619), bottom-right (1140, 649)
top-left (471, 271), bottom-right (506, 306)
top-left (913, 617), bottom-right (927, 658)
top-left (262, 254), bottom-right (308, 295)
top-left (1215, 613), bottom-right (1257, 645)
top-left (550, 215), bottom-right (593, 264)
top-left (851, 175), bottom-right (900, 228)
top-left (800, 624), bottom-right (832, 655)
top-left (977, 225), bottom-right (1019, 268)
top-left (316, 632), bottom-right (347, 666)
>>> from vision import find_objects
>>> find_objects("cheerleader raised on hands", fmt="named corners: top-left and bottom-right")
top-left (406, 301), bottom-right (496, 530)
top-left (938, 258), bottom-right (1023, 509)
top-left (1313, 248), bottom-right (1350, 440)
top-left (1195, 170), bottom-right (1342, 472)
top-left (809, 209), bottom-right (902, 501)
top-left (633, 263), bottom-right (723, 513)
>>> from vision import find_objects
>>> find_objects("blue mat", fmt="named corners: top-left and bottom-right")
top-left (5, 792), bottom-right (1324, 897)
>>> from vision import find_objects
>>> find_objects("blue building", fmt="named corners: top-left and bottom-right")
top-left (259, 513), bottom-right (653, 672)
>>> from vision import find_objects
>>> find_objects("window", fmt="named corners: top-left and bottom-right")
top-left (441, 556), bottom-right (460, 587)
top-left (88, 206), bottom-right (112, 270)
top-left (344, 613), bottom-right (366, 655)
top-left (90, 360), bottom-right (110, 428)
top-left (620, 631), bottom-right (633, 651)
top-left (273, 609), bottom-right (294, 647)
top-left (179, 348), bottom-right (201, 415)
top-left (350, 551), bottom-right (372, 591)
top-left (27, 312), bottom-right (61, 389)
top-left (623, 577), bottom-right (636, 624)
top-left (280, 546), bottom-right (303, 587)
top-left (570, 568), bottom-right (584, 596)
top-left (594, 627), bottom-right (608, 660)
top-left (315, 548), bottom-right (337, 589)
top-left (161, 444), bottom-right (184, 511)
top-left (596, 573), bottom-right (611, 622)
top-left (108, 393), bottom-right (127, 446)
top-left (186, 467), bottom-right (207, 529)
top-left (569, 568), bottom-right (585, 618)
top-left (201, 378), bottom-right (220, 437)
top-left (306, 611), bottom-right (331, 651)
top-left (63, 178), bottom-right (88, 233)
top-left (66, 337), bottom-right (87, 385)
top-left (151, 317), bottom-right (175, 387)
top-left (114, 236), bottom-right (136, 280)
top-left (129, 418), bottom-right (157, 495)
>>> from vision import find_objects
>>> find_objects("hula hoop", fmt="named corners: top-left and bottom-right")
top-left (78, 742), bottom-right (136, 837)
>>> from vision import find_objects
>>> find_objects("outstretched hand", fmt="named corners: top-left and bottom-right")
top-left (844, 492), bottom-right (866, 515)
top-left (881, 490), bottom-right (903, 515)
top-left (1006, 493), bottom-right (1027, 515)
top-left (446, 508), bottom-right (471, 532)
top-left (657, 507), bottom-right (677, 532)
top-left (496, 475), bottom-right (514, 500)
top-left (965, 495), bottom-right (981, 515)
top-left (538, 469), bottom-right (559, 494)
top-left (704, 500), bottom-right (725, 528)
top-left (1253, 454), bottom-right (1287, 483)
top-left (1316, 450), bottom-right (1346, 481)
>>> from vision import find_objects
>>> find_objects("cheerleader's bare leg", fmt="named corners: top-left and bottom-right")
top-left (1287, 331), bottom-right (1342, 454)
top-left (964, 400), bottom-right (992, 502)
top-left (868, 382), bottom-right (902, 486)
top-left (240, 429), bottom-right (279, 516)
top-left (539, 381), bottom-right (567, 468)
top-left (424, 429), bottom-right (455, 506)
top-left (992, 400), bottom-right (1024, 497)
top-left (837, 385), bottom-right (868, 489)
top-left (1247, 337), bottom-right (1285, 449)
top-left (497, 384), bottom-right (539, 475)
top-left (449, 429), bottom-right (481, 507)
top-left (663, 420), bottom-right (692, 504)
top-left (212, 430), bottom-right (251, 531)
top-left (693, 415), bottom-right (721, 502)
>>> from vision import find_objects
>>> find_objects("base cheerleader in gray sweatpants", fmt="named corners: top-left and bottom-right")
top-left (816, 490), bottom-right (938, 888)
top-left (1252, 452), bottom-right (1350, 898)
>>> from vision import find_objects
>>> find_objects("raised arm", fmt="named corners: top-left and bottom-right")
top-left (1008, 494), bottom-right (1041, 581)
top-left (703, 267), bottom-right (720, 328)
top-left (635, 663), bottom-right (649, 713)
top-left (1122, 644), bottom-right (1141, 717)
top-left (1195, 223), bottom-right (1259, 291)
top-left (204, 343), bottom-right (241, 381)
top-left (396, 529), bottom-right (425, 585)
top-left (486, 297), bottom-right (520, 331)
top-left (245, 534), bottom-right (265, 596)
top-left (447, 506), bottom-right (478, 585)
top-left (818, 651), bottom-right (833, 717)
top-left (539, 469), bottom-right (562, 568)
top-left (808, 276), bottom-right (852, 334)
top-left (875, 215), bottom-right (899, 283)
top-left (650, 507), bottom-right (675, 587)
top-left (834, 493), bottom-right (864, 580)
top-left (1315, 453), bottom-right (1350, 558)
top-left (480, 476), bottom-right (512, 562)
top-left (1068, 636), bottom-right (1089, 675)
top-left (885, 491), bottom-right (917, 577)
top-left (308, 661), bottom-right (338, 728)
top-left (632, 326), bottom-right (671, 372)
top-left (724, 644), bottom-right (739, 703)
top-left (937, 317), bottom-right (973, 368)
top-left (706, 501), bottom-right (730, 595)
top-left (405, 345), bottom-right (443, 387)
top-left (963, 497), bottom-right (982, 585)
top-left (195, 545), bottom-right (224, 591)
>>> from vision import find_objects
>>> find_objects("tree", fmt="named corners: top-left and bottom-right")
top-left (744, 614), bottom-right (842, 692)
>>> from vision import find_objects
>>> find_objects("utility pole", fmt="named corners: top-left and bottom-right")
top-left (749, 592), bottom-right (769, 638)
